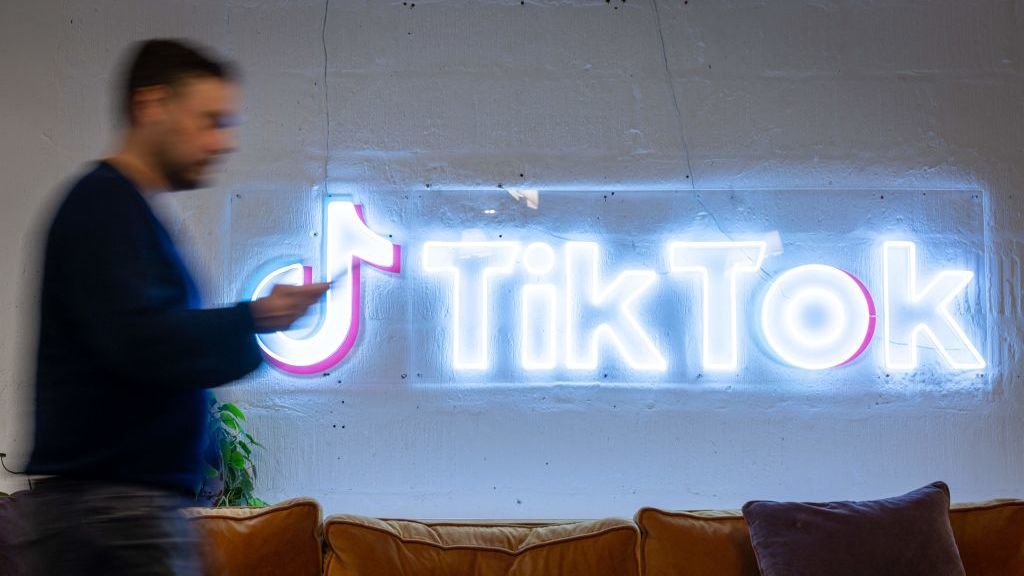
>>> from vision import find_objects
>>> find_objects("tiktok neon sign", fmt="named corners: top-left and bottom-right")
top-left (250, 197), bottom-right (985, 376)
top-left (251, 199), bottom-right (400, 374)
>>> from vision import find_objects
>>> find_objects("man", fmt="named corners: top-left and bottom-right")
top-left (19, 39), bottom-right (328, 574)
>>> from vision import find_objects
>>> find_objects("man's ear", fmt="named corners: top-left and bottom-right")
top-left (129, 85), bottom-right (171, 126)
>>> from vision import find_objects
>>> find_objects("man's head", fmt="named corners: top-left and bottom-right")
top-left (120, 39), bottom-right (239, 191)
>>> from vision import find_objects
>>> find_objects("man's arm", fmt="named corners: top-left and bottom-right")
top-left (56, 183), bottom-right (329, 387)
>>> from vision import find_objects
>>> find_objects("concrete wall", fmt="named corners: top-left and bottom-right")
top-left (1, 0), bottom-right (1022, 518)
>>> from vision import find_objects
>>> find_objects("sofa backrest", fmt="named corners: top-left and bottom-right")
top-left (185, 497), bottom-right (322, 576)
top-left (948, 500), bottom-right (1024, 574)
top-left (322, 515), bottom-right (640, 576)
top-left (636, 507), bottom-right (756, 576)
top-left (6, 494), bottom-right (1018, 575)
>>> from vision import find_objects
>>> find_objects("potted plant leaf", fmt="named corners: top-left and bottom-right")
top-left (195, 396), bottom-right (267, 507)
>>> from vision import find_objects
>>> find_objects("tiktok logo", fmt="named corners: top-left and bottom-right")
top-left (250, 198), bottom-right (400, 374)
top-left (421, 240), bottom-right (984, 373)
top-left (250, 197), bottom-right (984, 377)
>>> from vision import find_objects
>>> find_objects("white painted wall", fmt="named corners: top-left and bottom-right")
top-left (1, 0), bottom-right (1022, 518)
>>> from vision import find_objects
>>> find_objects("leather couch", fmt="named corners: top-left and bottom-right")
top-left (182, 497), bottom-right (1024, 575)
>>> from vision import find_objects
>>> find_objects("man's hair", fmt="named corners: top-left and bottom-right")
top-left (120, 39), bottom-right (237, 125)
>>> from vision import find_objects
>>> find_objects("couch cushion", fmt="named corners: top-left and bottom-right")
top-left (323, 515), bottom-right (640, 576)
top-left (185, 497), bottom-right (322, 576)
top-left (950, 499), bottom-right (1024, 575)
top-left (637, 498), bottom-right (1024, 576)
top-left (636, 507), bottom-right (758, 576)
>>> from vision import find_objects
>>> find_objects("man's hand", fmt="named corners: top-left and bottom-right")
top-left (250, 282), bottom-right (331, 333)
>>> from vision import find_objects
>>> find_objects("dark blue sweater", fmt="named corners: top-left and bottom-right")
top-left (27, 161), bottom-right (263, 492)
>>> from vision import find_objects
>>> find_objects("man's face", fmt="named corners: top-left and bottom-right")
top-left (151, 76), bottom-right (239, 191)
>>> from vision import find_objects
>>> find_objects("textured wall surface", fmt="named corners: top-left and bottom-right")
top-left (1, 0), bottom-right (1022, 518)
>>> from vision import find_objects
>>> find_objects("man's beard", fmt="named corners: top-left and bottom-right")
top-left (157, 145), bottom-right (206, 191)
top-left (164, 161), bottom-right (205, 191)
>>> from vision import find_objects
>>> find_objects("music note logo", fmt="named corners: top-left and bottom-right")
top-left (250, 198), bottom-right (400, 374)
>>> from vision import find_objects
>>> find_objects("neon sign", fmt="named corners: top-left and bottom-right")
top-left (250, 198), bottom-right (400, 374)
top-left (667, 241), bottom-right (767, 371)
top-left (248, 191), bottom-right (986, 378)
top-left (759, 263), bottom-right (876, 370)
top-left (882, 241), bottom-right (985, 370)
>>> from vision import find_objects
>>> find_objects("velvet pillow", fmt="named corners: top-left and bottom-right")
top-left (742, 481), bottom-right (965, 576)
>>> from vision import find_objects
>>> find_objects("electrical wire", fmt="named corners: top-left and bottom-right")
top-left (0, 452), bottom-right (34, 491)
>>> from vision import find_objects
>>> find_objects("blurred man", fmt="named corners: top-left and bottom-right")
top-left (18, 39), bottom-right (327, 575)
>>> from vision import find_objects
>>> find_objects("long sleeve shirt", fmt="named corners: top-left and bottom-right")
top-left (27, 161), bottom-right (263, 492)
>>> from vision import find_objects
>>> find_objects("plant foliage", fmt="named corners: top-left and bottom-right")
top-left (196, 398), bottom-right (267, 507)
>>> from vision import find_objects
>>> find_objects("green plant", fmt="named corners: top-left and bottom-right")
top-left (196, 397), bottom-right (267, 507)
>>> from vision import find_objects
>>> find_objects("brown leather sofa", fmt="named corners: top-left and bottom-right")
top-left (185, 497), bottom-right (1024, 575)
